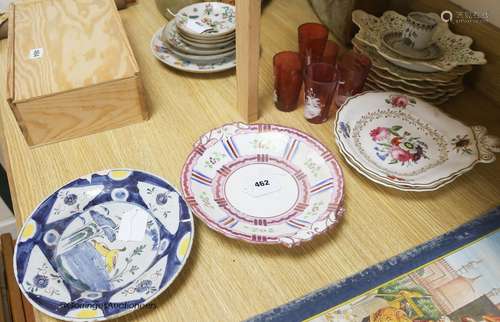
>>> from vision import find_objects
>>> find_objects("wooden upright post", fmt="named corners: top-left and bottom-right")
top-left (235, 0), bottom-right (261, 122)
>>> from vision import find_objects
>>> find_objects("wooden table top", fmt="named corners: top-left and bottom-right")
top-left (0, 0), bottom-right (499, 321)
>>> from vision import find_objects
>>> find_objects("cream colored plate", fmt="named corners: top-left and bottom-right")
top-left (352, 10), bottom-right (486, 72)
top-left (352, 38), bottom-right (471, 83)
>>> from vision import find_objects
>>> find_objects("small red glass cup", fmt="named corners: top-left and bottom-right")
top-left (334, 50), bottom-right (372, 108)
top-left (273, 51), bottom-right (303, 112)
top-left (298, 23), bottom-right (329, 67)
top-left (303, 63), bottom-right (338, 124)
top-left (321, 40), bottom-right (339, 66)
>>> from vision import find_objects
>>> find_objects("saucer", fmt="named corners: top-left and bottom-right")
top-left (382, 32), bottom-right (442, 61)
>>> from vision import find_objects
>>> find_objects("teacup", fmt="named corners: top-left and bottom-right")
top-left (401, 12), bottom-right (438, 50)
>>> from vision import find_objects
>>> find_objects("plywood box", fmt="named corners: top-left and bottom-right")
top-left (6, 0), bottom-right (148, 147)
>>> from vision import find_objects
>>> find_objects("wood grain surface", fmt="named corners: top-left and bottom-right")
top-left (12, 0), bottom-right (139, 102)
top-left (0, 0), bottom-right (499, 321)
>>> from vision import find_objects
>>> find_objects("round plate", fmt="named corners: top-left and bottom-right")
top-left (381, 31), bottom-right (443, 61)
top-left (162, 20), bottom-right (235, 55)
top-left (180, 34), bottom-right (235, 49)
top-left (176, 2), bottom-right (235, 38)
top-left (178, 28), bottom-right (235, 43)
top-left (334, 92), bottom-right (498, 191)
top-left (181, 123), bottom-right (345, 247)
top-left (163, 41), bottom-right (235, 62)
top-left (14, 169), bottom-right (194, 321)
top-left (151, 28), bottom-right (235, 74)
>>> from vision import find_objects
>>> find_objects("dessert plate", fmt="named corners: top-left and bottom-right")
top-left (14, 169), bottom-right (194, 321)
top-left (334, 92), bottom-right (499, 191)
top-left (381, 31), bottom-right (442, 61)
top-left (176, 2), bottom-right (235, 38)
top-left (151, 28), bottom-right (235, 73)
top-left (181, 123), bottom-right (345, 247)
top-left (162, 20), bottom-right (235, 55)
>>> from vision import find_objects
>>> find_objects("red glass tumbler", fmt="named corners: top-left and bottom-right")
top-left (298, 23), bottom-right (329, 66)
top-left (334, 50), bottom-right (372, 108)
top-left (321, 40), bottom-right (340, 66)
top-left (273, 51), bottom-right (303, 112)
top-left (303, 63), bottom-right (338, 124)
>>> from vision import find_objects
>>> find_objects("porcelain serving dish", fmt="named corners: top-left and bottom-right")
top-left (352, 10), bottom-right (486, 73)
top-left (352, 38), bottom-right (471, 83)
top-left (334, 92), bottom-right (499, 191)
top-left (176, 2), bottom-right (235, 38)
top-left (151, 28), bottom-right (235, 73)
top-left (181, 123), bottom-right (345, 247)
top-left (14, 169), bottom-right (194, 321)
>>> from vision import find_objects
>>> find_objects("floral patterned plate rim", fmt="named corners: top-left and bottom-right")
top-left (334, 92), bottom-right (499, 191)
top-left (180, 123), bottom-right (345, 247)
top-left (151, 28), bottom-right (235, 74)
top-left (176, 2), bottom-right (235, 38)
top-left (352, 10), bottom-right (486, 72)
top-left (162, 19), bottom-right (235, 56)
top-left (352, 37), bottom-right (472, 83)
top-left (14, 169), bottom-right (194, 321)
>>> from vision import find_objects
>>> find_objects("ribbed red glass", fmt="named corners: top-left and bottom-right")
top-left (273, 51), bottom-right (303, 112)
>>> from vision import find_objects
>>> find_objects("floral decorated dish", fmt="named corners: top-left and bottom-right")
top-left (14, 169), bottom-right (194, 321)
top-left (176, 2), bottom-right (235, 38)
top-left (151, 28), bottom-right (235, 73)
top-left (352, 10), bottom-right (486, 73)
top-left (181, 123), bottom-right (345, 247)
top-left (161, 19), bottom-right (235, 55)
top-left (334, 92), bottom-right (499, 191)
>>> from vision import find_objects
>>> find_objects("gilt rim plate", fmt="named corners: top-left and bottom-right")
top-left (14, 169), bottom-right (194, 321)
top-left (151, 28), bottom-right (235, 73)
top-left (180, 123), bottom-right (345, 247)
top-left (334, 92), bottom-right (499, 191)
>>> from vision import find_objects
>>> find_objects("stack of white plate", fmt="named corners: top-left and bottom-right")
top-left (151, 2), bottom-right (236, 73)
top-left (351, 10), bottom-right (486, 105)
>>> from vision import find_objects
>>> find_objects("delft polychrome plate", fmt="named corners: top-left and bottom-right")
top-left (152, 28), bottom-right (235, 74)
top-left (334, 92), bottom-right (500, 191)
top-left (176, 2), bottom-right (235, 38)
top-left (181, 123), bottom-right (345, 247)
top-left (14, 169), bottom-right (194, 321)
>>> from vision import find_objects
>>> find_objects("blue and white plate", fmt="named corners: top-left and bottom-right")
top-left (14, 169), bottom-right (194, 321)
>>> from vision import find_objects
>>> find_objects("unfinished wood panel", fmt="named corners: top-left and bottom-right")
top-left (13, 0), bottom-right (139, 102)
top-left (16, 77), bottom-right (146, 146)
top-left (235, 0), bottom-right (260, 122)
top-left (1, 235), bottom-right (25, 322)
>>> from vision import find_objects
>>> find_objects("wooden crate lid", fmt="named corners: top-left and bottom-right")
top-left (9, 0), bottom-right (139, 103)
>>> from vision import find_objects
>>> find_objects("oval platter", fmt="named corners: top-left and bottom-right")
top-left (334, 91), bottom-right (500, 191)
top-left (181, 123), bottom-right (345, 247)
top-left (14, 169), bottom-right (194, 321)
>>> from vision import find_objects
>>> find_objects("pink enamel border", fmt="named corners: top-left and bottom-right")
top-left (213, 154), bottom-right (310, 225)
top-left (180, 123), bottom-right (345, 246)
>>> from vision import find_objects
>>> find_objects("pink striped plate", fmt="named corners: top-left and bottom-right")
top-left (180, 123), bottom-right (344, 247)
